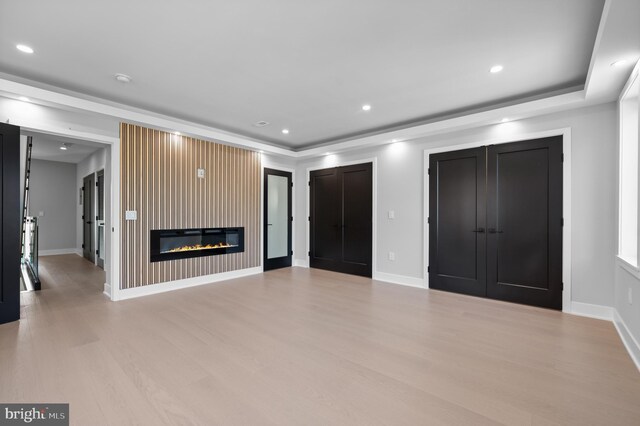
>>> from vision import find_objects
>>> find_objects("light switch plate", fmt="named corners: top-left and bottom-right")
top-left (125, 210), bottom-right (137, 220)
top-left (197, 168), bottom-right (205, 178)
top-left (388, 210), bottom-right (395, 219)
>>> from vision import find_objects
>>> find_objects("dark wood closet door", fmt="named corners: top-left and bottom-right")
top-left (310, 163), bottom-right (372, 277)
top-left (428, 147), bottom-right (487, 296)
top-left (486, 137), bottom-right (563, 309)
top-left (0, 123), bottom-right (21, 325)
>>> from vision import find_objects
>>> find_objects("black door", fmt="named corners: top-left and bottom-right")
top-left (82, 174), bottom-right (95, 262)
top-left (486, 137), bottom-right (563, 309)
top-left (429, 147), bottom-right (487, 297)
top-left (0, 123), bottom-right (21, 325)
top-left (263, 168), bottom-right (292, 271)
top-left (310, 163), bottom-right (372, 277)
top-left (428, 137), bottom-right (563, 310)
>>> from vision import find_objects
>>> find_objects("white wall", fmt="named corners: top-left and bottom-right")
top-left (29, 159), bottom-right (77, 252)
top-left (294, 102), bottom-right (618, 308)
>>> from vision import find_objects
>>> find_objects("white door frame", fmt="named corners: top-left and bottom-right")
top-left (423, 127), bottom-right (572, 312)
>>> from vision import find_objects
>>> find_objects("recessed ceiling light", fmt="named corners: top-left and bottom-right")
top-left (16, 44), bottom-right (34, 54)
top-left (18, 96), bottom-right (30, 102)
top-left (59, 143), bottom-right (68, 151)
top-left (490, 65), bottom-right (504, 73)
top-left (501, 117), bottom-right (510, 123)
top-left (611, 60), bottom-right (628, 68)
top-left (362, 104), bottom-right (372, 111)
top-left (115, 73), bottom-right (132, 83)
top-left (173, 131), bottom-right (181, 135)
top-left (281, 129), bottom-right (289, 135)
top-left (391, 139), bottom-right (399, 143)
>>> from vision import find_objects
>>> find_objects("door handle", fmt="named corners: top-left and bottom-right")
top-left (487, 228), bottom-right (503, 234)
top-left (86, 221), bottom-right (92, 224)
top-left (472, 228), bottom-right (485, 233)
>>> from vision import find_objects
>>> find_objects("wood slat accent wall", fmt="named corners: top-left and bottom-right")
top-left (120, 123), bottom-right (261, 289)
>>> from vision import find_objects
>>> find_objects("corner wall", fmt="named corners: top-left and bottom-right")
top-left (119, 123), bottom-right (261, 289)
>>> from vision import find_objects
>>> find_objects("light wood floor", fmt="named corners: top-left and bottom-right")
top-left (1, 255), bottom-right (639, 425)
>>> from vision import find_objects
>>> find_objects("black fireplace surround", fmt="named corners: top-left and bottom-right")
top-left (150, 227), bottom-right (244, 262)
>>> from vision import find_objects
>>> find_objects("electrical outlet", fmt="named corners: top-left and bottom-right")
top-left (197, 168), bottom-right (205, 178)
top-left (388, 251), bottom-right (395, 261)
top-left (629, 288), bottom-right (633, 305)
top-left (125, 210), bottom-right (137, 221)
top-left (388, 210), bottom-right (395, 219)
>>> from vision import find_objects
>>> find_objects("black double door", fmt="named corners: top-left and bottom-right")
top-left (310, 163), bottom-right (372, 277)
top-left (0, 123), bottom-right (21, 325)
top-left (429, 136), bottom-right (563, 310)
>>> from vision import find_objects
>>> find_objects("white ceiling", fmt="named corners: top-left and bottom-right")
top-left (24, 131), bottom-right (102, 163)
top-left (0, 0), bottom-right (621, 149)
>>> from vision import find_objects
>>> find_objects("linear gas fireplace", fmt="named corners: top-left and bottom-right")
top-left (150, 227), bottom-right (244, 262)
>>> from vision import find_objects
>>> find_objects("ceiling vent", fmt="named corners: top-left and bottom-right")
top-left (253, 121), bottom-right (270, 127)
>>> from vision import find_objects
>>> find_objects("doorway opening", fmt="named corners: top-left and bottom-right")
top-left (82, 169), bottom-right (106, 267)
top-left (19, 130), bottom-right (111, 297)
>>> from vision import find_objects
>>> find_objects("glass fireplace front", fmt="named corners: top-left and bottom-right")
top-left (150, 227), bottom-right (244, 262)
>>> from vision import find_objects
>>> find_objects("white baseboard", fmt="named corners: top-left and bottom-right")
top-left (103, 282), bottom-right (111, 299)
top-left (569, 302), bottom-right (614, 321)
top-left (115, 266), bottom-right (262, 301)
top-left (613, 310), bottom-right (640, 372)
top-left (39, 248), bottom-right (80, 256)
top-left (293, 259), bottom-right (309, 268)
top-left (374, 271), bottom-right (426, 289)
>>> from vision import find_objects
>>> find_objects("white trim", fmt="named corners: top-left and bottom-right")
top-left (613, 309), bottom-right (640, 372)
top-left (583, 0), bottom-right (612, 96)
top-left (616, 59), bottom-right (640, 269)
top-left (260, 161), bottom-right (296, 269)
top-left (0, 78), bottom-right (593, 160)
top-left (0, 78), bottom-right (292, 157)
top-left (110, 137), bottom-right (120, 301)
top-left (103, 282), bottom-right (111, 299)
top-left (114, 267), bottom-right (262, 301)
top-left (305, 157), bottom-right (378, 276)
top-left (617, 256), bottom-right (640, 280)
top-left (297, 91), bottom-right (585, 158)
top-left (39, 248), bottom-right (80, 256)
top-left (374, 271), bottom-right (426, 289)
top-left (569, 302), bottom-right (614, 321)
top-left (293, 259), bottom-right (309, 268)
top-left (423, 127), bottom-right (573, 312)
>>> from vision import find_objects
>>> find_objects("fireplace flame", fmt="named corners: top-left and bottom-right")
top-left (163, 243), bottom-right (237, 253)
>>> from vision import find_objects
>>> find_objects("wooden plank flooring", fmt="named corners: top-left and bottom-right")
top-left (1, 254), bottom-right (639, 425)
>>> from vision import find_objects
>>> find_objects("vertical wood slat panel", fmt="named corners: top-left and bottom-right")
top-left (119, 123), bottom-right (261, 289)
